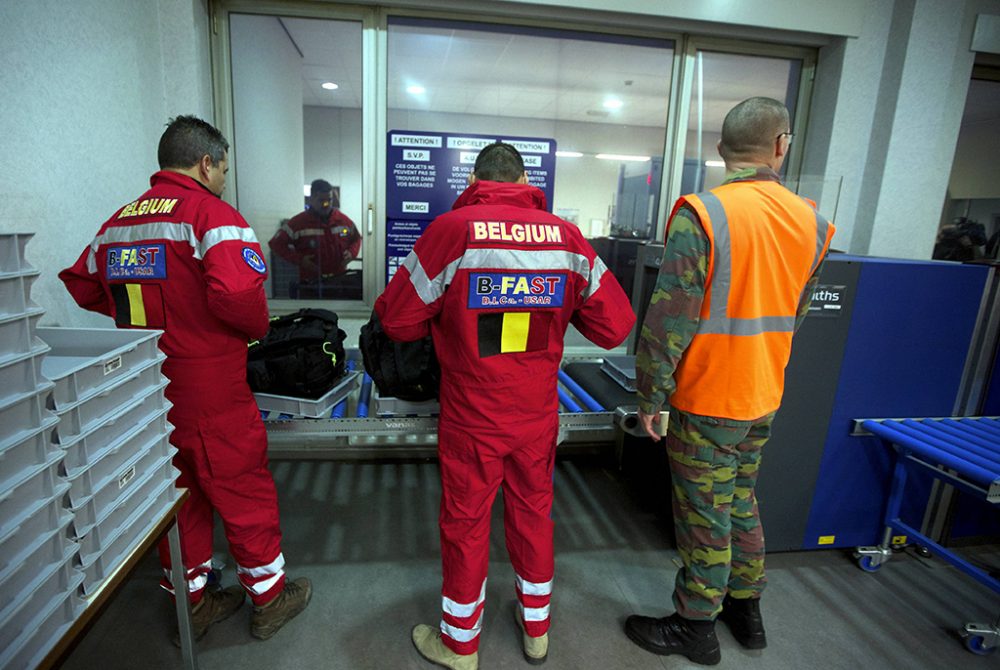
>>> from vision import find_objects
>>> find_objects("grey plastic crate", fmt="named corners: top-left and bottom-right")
top-left (0, 342), bottom-right (50, 406)
top-left (65, 417), bottom-right (174, 509)
top-left (0, 554), bottom-right (83, 666)
top-left (78, 461), bottom-right (179, 595)
top-left (0, 451), bottom-right (64, 541)
top-left (78, 473), bottom-right (175, 565)
top-left (38, 327), bottom-right (163, 410)
top-left (374, 389), bottom-right (440, 417)
top-left (58, 379), bottom-right (170, 477)
top-left (255, 370), bottom-right (361, 418)
top-left (0, 585), bottom-right (81, 670)
top-left (0, 384), bottom-right (55, 448)
top-left (0, 519), bottom-right (75, 623)
top-left (0, 233), bottom-right (34, 275)
top-left (0, 270), bottom-right (40, 319)
top-left (0, 308), bottom-right (44, 364)
top-left (601, 355), bottom-right (637, 392)
top-left (51, 359), bottom-right (166, 444)
top-left (0, 414), bottom-right (60, 494)
top-left (71, 447), bottom-right (177, 539)
top-left (0, 495), bottom-right (72, 579)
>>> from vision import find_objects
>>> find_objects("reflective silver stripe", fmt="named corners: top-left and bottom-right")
top-left (440, 614), bottom-right (483, 643)
top-left (247, 571), bottom-right (284, 596)
top-left (515, 574), bottom-right (552, 597)
top-left (809, 206), bottom-right (832, 276)
top-left (88, 221), bottom-right (258, 262)
top-left (237, 552), bottom-right (285, 578)
top-left (404, 251), bottom-right (463, 305)
top-left (281, 221), bottom-right (296, 237)
top-left (584, 256), bottom-right (609, 301)
top-left (443, 580), bottom-right (487, 618)
top-left (698, 315), bottom-right (796, 335)
top-left (519, 603), bottom-right (551, 622)
top-left (461, 248), bottom-right (590, 278)
top-left (200, 225), bottom-right (259, 258)
top-left (698, 192), bottom-right (731, 331)
top-left (296, 228), bottom-right (325, 238)
top-left (161, 559), bottom-right (212, 593)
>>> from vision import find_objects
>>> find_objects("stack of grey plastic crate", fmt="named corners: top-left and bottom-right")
top-left (39, 324), bottom-right (178, 600)
top-left (0, 233), bottom-right (78, 669)
top-left (0, 233), bottom-right (180, 669)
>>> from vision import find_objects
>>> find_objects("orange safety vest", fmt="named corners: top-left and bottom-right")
top-left (668, 180), bottom-right (835, 420)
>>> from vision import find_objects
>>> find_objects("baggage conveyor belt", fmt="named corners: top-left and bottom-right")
top-left (262, 357), bottom-right (643, 459)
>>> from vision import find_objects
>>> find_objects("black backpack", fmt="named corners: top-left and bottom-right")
top-left (358, 310), bottom-right (439, 401)
top-left (247, 309), bottom-right (347, 398)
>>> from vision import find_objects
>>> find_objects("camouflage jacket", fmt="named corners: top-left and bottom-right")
top-left (635, 166), bottom-right (824, 416)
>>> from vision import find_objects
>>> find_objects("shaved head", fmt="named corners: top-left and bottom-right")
top-left (718, 97), bottom-right (790, 164)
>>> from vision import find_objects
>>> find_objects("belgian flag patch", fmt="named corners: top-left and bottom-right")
top-left (478, 312), bottom-right (551, 357)
top-left (110, 283), bottom-right (165, 328)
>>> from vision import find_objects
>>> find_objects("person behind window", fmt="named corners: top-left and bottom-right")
top-left (626, 97), bottom-right (835, 665)
top-left (375, 142), bottom-right (635, 670)
top-left (59, 115), bottom-right (312, 645)
top-left (268, 179), bottom-right (361, 285)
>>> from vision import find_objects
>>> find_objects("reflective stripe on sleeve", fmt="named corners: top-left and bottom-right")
top-left (404, 251), bottom-right (463, 305)
top-left (442, 579), bottom-right (487, 618)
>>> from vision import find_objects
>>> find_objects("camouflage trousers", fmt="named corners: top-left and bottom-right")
top-left (666, 408), bottom-right (775, 621)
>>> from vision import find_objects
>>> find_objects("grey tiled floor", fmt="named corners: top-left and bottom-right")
top-left (61, 457), bottom-right (1000, 669)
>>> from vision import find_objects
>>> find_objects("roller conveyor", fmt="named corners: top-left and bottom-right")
top-left (260, 353), bottom-right (645, 459)
top-left (854, 416), bottom-right (1000, 655)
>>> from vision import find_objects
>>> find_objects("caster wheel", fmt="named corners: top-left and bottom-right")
top-left (857, 555), bottom-right (881, 572)
top-left (965, 635), bottom-right (996, 655)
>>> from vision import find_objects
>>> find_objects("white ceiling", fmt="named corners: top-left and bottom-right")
top-left (281, 17), bottom-right (799, 130)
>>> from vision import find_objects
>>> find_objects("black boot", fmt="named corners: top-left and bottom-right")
top-left (718, 595), bottom-right (767, 649)
top-left (624, 613), bottom-right (721, 665)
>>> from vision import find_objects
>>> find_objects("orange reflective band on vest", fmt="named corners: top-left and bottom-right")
top-left (668, 181), bottom-right (835, 420)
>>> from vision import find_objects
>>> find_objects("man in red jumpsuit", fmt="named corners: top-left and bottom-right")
top-left (60, 116), bottom-right (311, 643)
top-left (269, 179), bottom-right (361, 285)
top-left (376, 142), bottom-right (636, 669)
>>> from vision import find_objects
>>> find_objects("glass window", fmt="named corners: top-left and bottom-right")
top-left (386, 18), bottom-right (674, 294)
top-left (229, 13), bottom-right (364, 302)
top-left (938, 75), bottom-right (1000, 261)
top-left (683, 50), bottom-right (801, 192)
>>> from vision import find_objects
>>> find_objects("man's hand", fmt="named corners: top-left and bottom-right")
top-left (638, 409), bottom-right (664, 441)
top-left (301, 255), bottom-right (318, 274)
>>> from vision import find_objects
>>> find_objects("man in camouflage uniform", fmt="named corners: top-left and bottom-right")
top-left (625, 97), bottom-right (834, 665)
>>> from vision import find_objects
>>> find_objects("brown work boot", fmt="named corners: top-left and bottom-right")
top-left (172, 584), bottom-right (245, 647)
top-left (411, 624), bottom-right (479, 670)
top-left (514, 606), bottom-right (549, 665)
top-left (251, 577), bottom-right (312, 640)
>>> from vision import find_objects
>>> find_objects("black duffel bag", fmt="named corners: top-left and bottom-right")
top-left (358, 310), bottom-right (439, 401)
top-left (247, 308), bottom-right (347, 398)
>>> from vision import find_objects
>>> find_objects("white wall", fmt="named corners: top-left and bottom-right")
top-left (230, 14), bottom-right (305, 246)
top-left (0, 0), bottom-right (212, 328)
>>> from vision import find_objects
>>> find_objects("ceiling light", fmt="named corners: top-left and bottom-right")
top-left (596, 154), bottom-right (650, 162)
top-left (602, 98), bottom-right (624, 110)
top-left (407, 85), bottom-right (426, 95)
top-left (556, 151), bottom-right (583, 158)
top-left (321, 82), bottom-right (339, 90)
top-left (704, 160), bottom-right (726, 168)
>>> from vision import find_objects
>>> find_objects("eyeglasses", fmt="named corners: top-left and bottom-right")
top-left (777, 132), bottom-right (794, 144)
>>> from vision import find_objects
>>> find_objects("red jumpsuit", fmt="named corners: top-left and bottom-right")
top-left (268, 208), bottom-right (361, 280)
top-left (375, 180), bottom-right (635, 654)
top-left (60, 170), bottom-right (287, 606)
